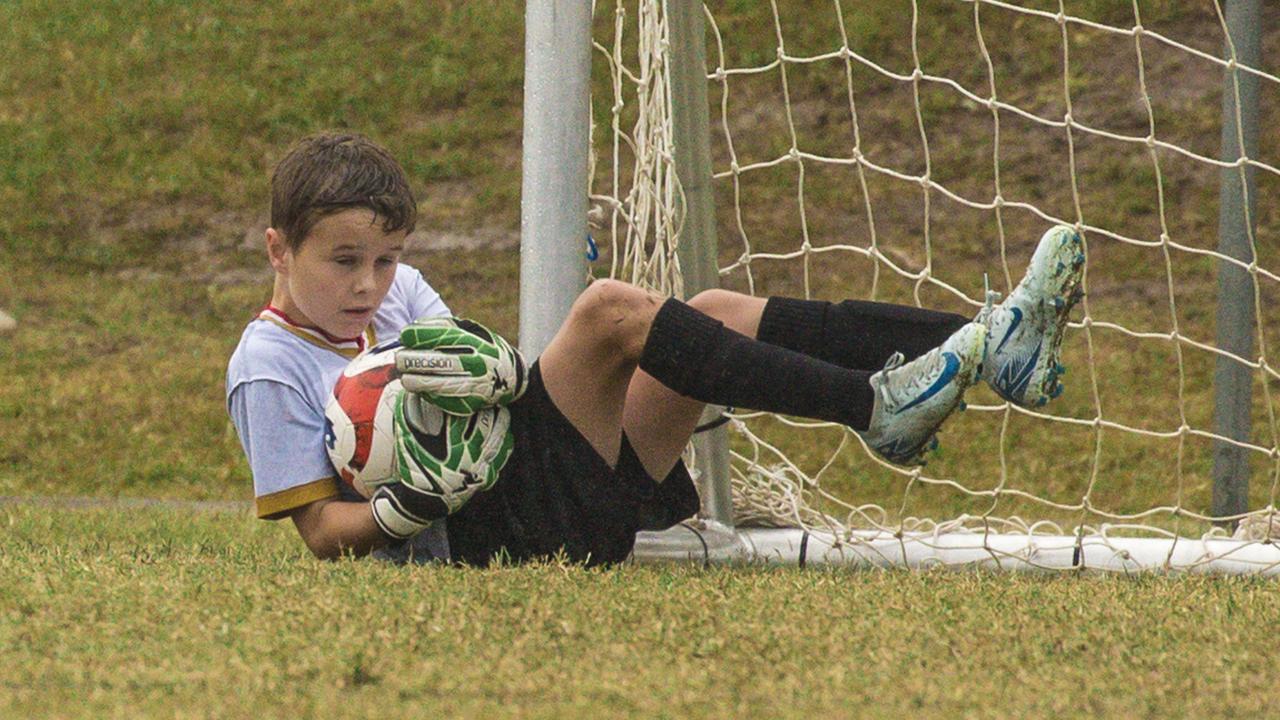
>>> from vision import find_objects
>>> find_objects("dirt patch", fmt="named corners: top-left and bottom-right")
top-left (0, 495), bottom-right (251, 512)
top-left (97, 203), bottom-right (519, 286)
top-left (407, 226), bottom-right (519, 253)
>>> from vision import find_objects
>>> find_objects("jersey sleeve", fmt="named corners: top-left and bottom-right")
top-left (401, 264), bottom-right (451, 319)
top-left (228, 378), bottom-right (341, 519)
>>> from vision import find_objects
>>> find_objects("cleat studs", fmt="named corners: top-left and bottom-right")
top-left (1036, 396), bottom-right (1049, 407)
top-left (1054, 297), bottom-right (1065, 310)
top-left (959, 401), bottom-right (968, 412)
top-left (1050, 383), bottom-right (1064, 399)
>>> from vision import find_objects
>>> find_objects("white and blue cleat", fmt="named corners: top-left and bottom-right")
top-left (860, 321), bottom-right (988, 466)
top-left (980, 225), bottom-right (1085, 408)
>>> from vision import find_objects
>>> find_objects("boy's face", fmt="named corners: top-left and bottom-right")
top-left (267, 209), bottom-right (407, 339)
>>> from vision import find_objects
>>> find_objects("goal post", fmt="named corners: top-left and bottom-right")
top-left (668, 0), bottom-right (734, 526)
top-left (522, 0), bottom-right (1280, 573)
top-left (1212, 0), bottom-right (1261, 524)
top-left (518, 0), bottom-right (593, 358)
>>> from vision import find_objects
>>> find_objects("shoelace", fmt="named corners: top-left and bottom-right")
top-left (877, 348), bottom-right (944, 410)
top-left (973, 273), bottom-right (1002, 325)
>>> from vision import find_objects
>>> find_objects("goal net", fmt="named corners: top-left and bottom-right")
top-left (588, 0), bottom-right (1280, 572)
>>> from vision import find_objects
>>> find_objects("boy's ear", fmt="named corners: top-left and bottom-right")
top-left (265, 228), bottom-right (291, 273)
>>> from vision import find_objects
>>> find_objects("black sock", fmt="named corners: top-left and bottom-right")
top-left (638, 298), bottom-right (876, 430)
top-left (757, 297), bottom-right (969, 371)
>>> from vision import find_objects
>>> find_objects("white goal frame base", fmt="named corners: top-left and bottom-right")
top-left (633, 522), bottom-right (1280, 576)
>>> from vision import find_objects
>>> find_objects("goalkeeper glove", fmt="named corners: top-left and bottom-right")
top-left (369, 391), bottom-right (514, 541)
top-left (395, 317), bottom-right (528, 415)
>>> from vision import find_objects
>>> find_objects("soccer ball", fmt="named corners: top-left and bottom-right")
top-left (323, 342), bottom-right (404, 499)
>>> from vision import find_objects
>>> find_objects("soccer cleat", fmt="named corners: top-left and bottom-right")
top-left (859, 321), bottom-right (988, 466)
top-left (980, 225), bottom-right (1085, 408)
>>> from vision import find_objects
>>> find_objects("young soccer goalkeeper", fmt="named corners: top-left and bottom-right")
top-left (227, 132), bottom-right (1084, 565)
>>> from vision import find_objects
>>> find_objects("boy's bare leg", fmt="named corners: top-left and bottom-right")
top-left (537, 280), bottom-right (668, 467)
top-left (622, 290), bottom-right (766, 480)
top-left (538, 282), bottom-right (767, 475)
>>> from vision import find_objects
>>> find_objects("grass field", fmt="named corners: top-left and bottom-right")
top-left (4, 0), bottom-right (1280, 716)
top-left (5, 503), bottom-right (1280, 719)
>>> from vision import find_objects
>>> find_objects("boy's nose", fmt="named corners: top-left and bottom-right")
top-left (353, 267), bottom-right (378, 294)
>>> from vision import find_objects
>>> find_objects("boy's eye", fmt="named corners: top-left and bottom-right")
top-left (333, 255), bottom-right (358, 266)
top-left (376, 256), bottom-right (398, 267)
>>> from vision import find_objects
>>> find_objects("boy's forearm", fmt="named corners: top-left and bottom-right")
top-left (291, 497), bottom-right (387, 559)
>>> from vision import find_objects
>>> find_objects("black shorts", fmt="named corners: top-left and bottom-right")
top-left (445, 361), bottom-right (700, 566)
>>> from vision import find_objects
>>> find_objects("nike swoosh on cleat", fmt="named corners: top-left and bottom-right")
top-left (898, 352), bottom-right (961, 413)
top-left (994, 306), bottom-right (1023, 355)
top-left (995, 344), bottom-right (1042, 401)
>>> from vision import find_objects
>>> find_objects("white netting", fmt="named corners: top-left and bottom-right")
top-left (590, 0), bottom-right (1280, 570)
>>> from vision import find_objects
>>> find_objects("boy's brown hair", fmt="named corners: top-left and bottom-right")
top-left (270, 132), bottom-right (417, 251)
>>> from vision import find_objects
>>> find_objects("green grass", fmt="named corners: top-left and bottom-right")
top-left (3, 2), bottom-right (1280, 715)
top-left (0, 0), bottom-right (525, 270)
top-left (3, 503), bottom-right (1280, 719)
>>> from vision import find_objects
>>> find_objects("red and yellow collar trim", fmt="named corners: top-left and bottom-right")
top-left (256, 306), bottom-right (376, 359)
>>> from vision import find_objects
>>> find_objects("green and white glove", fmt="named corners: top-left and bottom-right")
top-left (395, 317), bottom-right (528, 415)
top-left (369, 391), bottom-right (515, 541)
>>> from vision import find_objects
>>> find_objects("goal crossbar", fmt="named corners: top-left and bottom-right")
top-left (634, 524), bottom-right (1280, 575)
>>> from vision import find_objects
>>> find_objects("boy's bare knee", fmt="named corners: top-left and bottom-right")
top-left (574, 279), bottom-right (641, 327)
top-left (689, 288), bottom-right (762, 336)
top-left (569, 279), bottom-right (660, 360)
top-left (688, 288), bottom-right (736, 317)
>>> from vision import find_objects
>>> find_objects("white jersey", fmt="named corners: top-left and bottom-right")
top-left (226, 263), bottom-right (451, 561)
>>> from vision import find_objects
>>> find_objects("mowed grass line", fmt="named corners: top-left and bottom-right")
top-left (2, 504), bottom-right (1278, 720)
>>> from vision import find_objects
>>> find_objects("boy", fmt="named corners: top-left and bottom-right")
top-left (227, 132), bottom-right (1084, 565)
